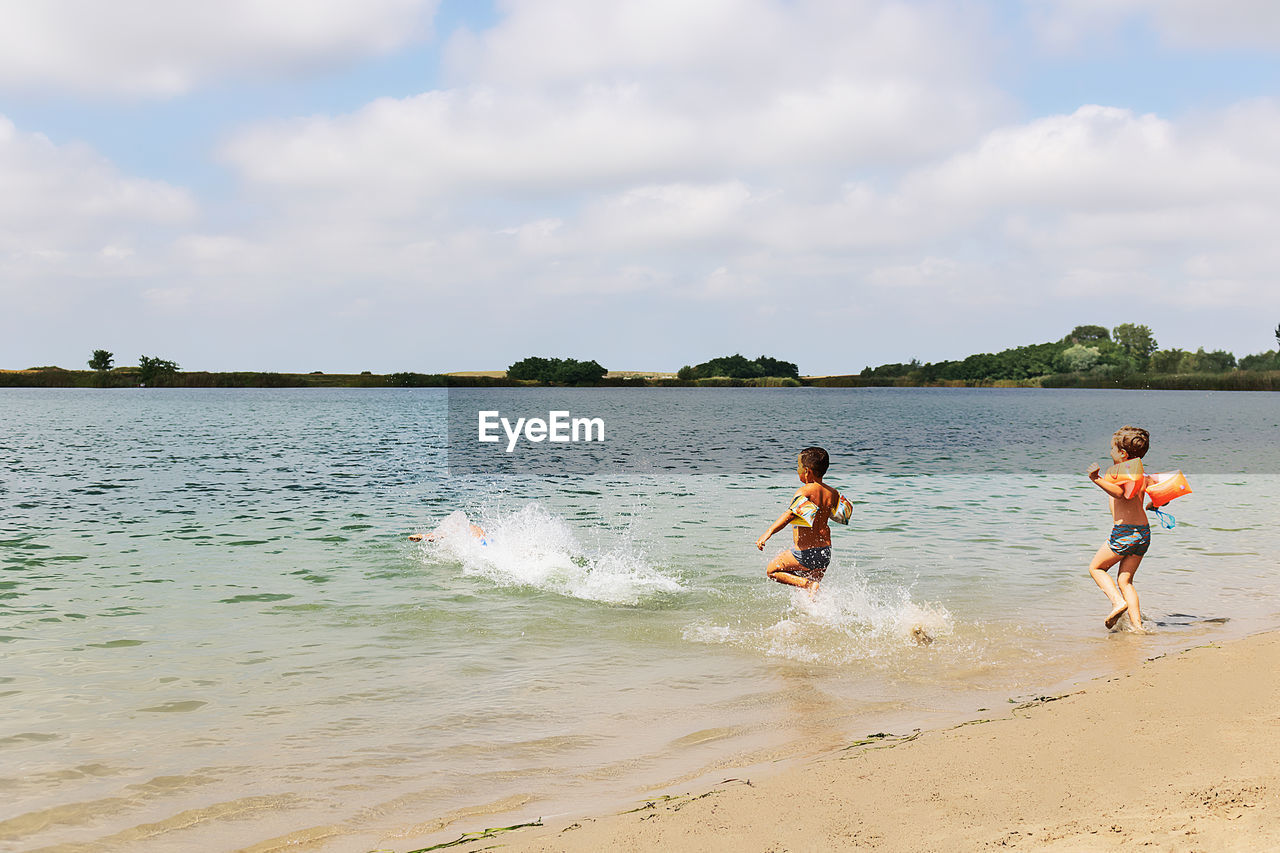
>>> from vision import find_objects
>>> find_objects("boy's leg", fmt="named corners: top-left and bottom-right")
top-left (766, 550), bottom-right (818, 590)
top-left (1116, 556), bottom-right (1144, 631)
top-left (1088, 544), bottom-right (1127, 627)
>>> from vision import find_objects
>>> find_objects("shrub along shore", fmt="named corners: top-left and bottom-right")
top-left (807, 370), bottom-right (1280, 391)
top-left (3, 366), bottom-right (1278, 391)
top-left (0, 368), bottom-right (517, 388)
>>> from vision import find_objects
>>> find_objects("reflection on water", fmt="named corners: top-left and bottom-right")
top-left (1, 387), bottom-right (1277, 851)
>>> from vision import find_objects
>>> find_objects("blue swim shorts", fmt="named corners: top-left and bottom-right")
top-left (790, 546), bottom-right (832, 571)
top-left (1109, 524), bottom-right (1151, 557)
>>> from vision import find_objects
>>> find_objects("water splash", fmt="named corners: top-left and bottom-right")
top-left (684, 566), bottom-right (953, 664)
top-left (416, 504), bottom-right (683, 606)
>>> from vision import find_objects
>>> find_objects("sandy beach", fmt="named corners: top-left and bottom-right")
top-left (434, 631), bottom-right (1280, 852)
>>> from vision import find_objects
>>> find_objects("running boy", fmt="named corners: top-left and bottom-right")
top-left (756, 446), bottom-right (852, 594)
top-left (1086, 425), bottom-right (1152, 632)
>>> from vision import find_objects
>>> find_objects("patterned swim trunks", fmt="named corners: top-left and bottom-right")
top-left (790, 546), bottom-right (832, 571)
top-left (1109, 524), bottom-right (1151, 557)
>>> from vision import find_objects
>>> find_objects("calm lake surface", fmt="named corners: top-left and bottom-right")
top-left (2, 387), bottom-right (1278, 851)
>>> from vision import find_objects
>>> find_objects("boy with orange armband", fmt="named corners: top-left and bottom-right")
top-left (1086, 425), bottom-right (1153, 632)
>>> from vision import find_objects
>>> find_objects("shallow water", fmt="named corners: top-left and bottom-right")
top-left (2, 388), bottom-right (1277, 851)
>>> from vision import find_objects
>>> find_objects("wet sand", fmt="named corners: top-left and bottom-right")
top-left (476, 631), bottom-right (1280, 852)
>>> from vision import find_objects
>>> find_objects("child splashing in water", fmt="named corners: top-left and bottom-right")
top-left (756, 447), bottom-right (852, 596)
top-left (409, 515), bottom-right (487, 544)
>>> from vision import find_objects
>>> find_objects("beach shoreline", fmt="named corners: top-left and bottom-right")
top-left (397, 630), bottom-right (1280, 852)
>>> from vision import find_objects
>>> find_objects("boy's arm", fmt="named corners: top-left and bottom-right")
top-left (756, 511), bottom-right (794, 550)
top-left (1087, 464), bottom-right (1125, 498)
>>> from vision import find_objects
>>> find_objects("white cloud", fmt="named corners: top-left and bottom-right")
top-left (204, 0), bottom-right (1010, 329)
top-left (878, 102), bottom-right (1280, 316)
top-left (207, 96), bottom-right (1280, 328)
top-left (446, 0), bottom-right (988, 89)
top-left (579, 182), bottom-right (754, 251)
top-left (906, 103), bottom-right (1280, 217)
top-left (1032, 0), bottom-right (1280, 51)
top-left (0, 0), bottom-right (436, 96)
top-left (222, 0), bottom-right (1002, 202)
top-left (0, 115), bottom-right (194, 292)
top-left (911, 102), bottom-right (1280, 239)
top-left (222, 87), bottom-right (707, 200)
top-left (222, 78), bottom-right (991, 201)
top-left (868, 257), bottom-right (962, 289)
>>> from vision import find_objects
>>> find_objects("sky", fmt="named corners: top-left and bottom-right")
top-left (2, 0), bottom-right (1279, 375)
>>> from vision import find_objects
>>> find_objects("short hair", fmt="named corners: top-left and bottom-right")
top-left (1112, 426), bottom-right (1149, 459)
top-left (798, 446), bottom-right (829, 477)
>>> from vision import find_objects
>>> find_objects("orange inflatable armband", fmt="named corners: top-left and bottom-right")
top-left (788, 495), bottom-right (819, 527)
top-left (788, 492), bottom-right (854, 527)
top-left (1145, 470), bottom-right (1192, 508)
top-left (1101, 458), bottom-right (1146, 499)
top-left (831, 494), bottom-right (853, 525)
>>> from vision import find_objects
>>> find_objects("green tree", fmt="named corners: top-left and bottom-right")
top-left (695, 354), bottom-right (763, 379)
top-left (1058, 344), bottom-right (1100, 373)
top-left (860, 362), bottom-right (914, 378)
top-left (553, 359), bottom-right (607, 384)
top-left (389, 372), bottom-right (437, 386)
top-left (1149, 349), bottom-right (1187, 374)
top-left (1239, 351), bottom-right (1280, 371)
top-left (505, 356), bottom-right (606, 384)
top-left (1065, 325), bottom-right (1110, 344)
top-left (682, 354), bottom-right (798, 380)
top-left (88, 349), bottom-right (114, 371)
top-left (753, 356), bottom-right (800, 380)
top-left (138, 355), bottom-right (180, 386)
top-left (1275, 323), bottom-right (1279, 348)
top-left (1112, 323), bottom-right (1158, 369)
top-left (507, 356), bottom-right (555, 381)
top-left (1185, 348), bottom-right (1236, 373)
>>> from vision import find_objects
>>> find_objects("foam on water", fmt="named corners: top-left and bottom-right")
top-left (685, 563), bottom-right (953, 664)
top-left (417, 504), bottom-right (684, 605)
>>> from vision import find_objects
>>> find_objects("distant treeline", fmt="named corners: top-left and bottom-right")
top-left (0, 364), bottom-right (797, 389)
top-left (0, 368), bottom-right (518, 388)
top-left (502, 353), bottom-right (801, 385)
top-left (8, 327), bottom-right (1279, 390)
top-left (845, 324), bottom-right (1280, 389)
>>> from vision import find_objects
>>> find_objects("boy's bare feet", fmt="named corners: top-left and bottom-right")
top-left (806, 579), bottom-right (820, 596)
top-left (1104, 601), bottom-right (1128, 629)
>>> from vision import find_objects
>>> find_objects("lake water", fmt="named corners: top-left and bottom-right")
top-left (2, 387), bottom-right (1278, 851)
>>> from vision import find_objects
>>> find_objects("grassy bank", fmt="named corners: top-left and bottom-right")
top-left (0, 368), bottom-right (518, 388)
top-left (651, 376), bottom-right (802, 387)
top-left (1039, 370), bottom-right (1280, 391)
top-left (807, 374), bottom-right (1037, 388)
top-left (0, 368), bottom-right (801, 389)
top-left (4, 368), bottom-right (1277, 391)
top-left (808, 371), bottom-right (1280, 391)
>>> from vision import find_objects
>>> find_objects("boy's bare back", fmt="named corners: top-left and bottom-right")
top-left (792, 481), bottom-right (839, 550)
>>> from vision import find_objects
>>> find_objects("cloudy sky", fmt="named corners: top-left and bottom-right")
top-left (2, 0), bottom-right (1279, 374)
